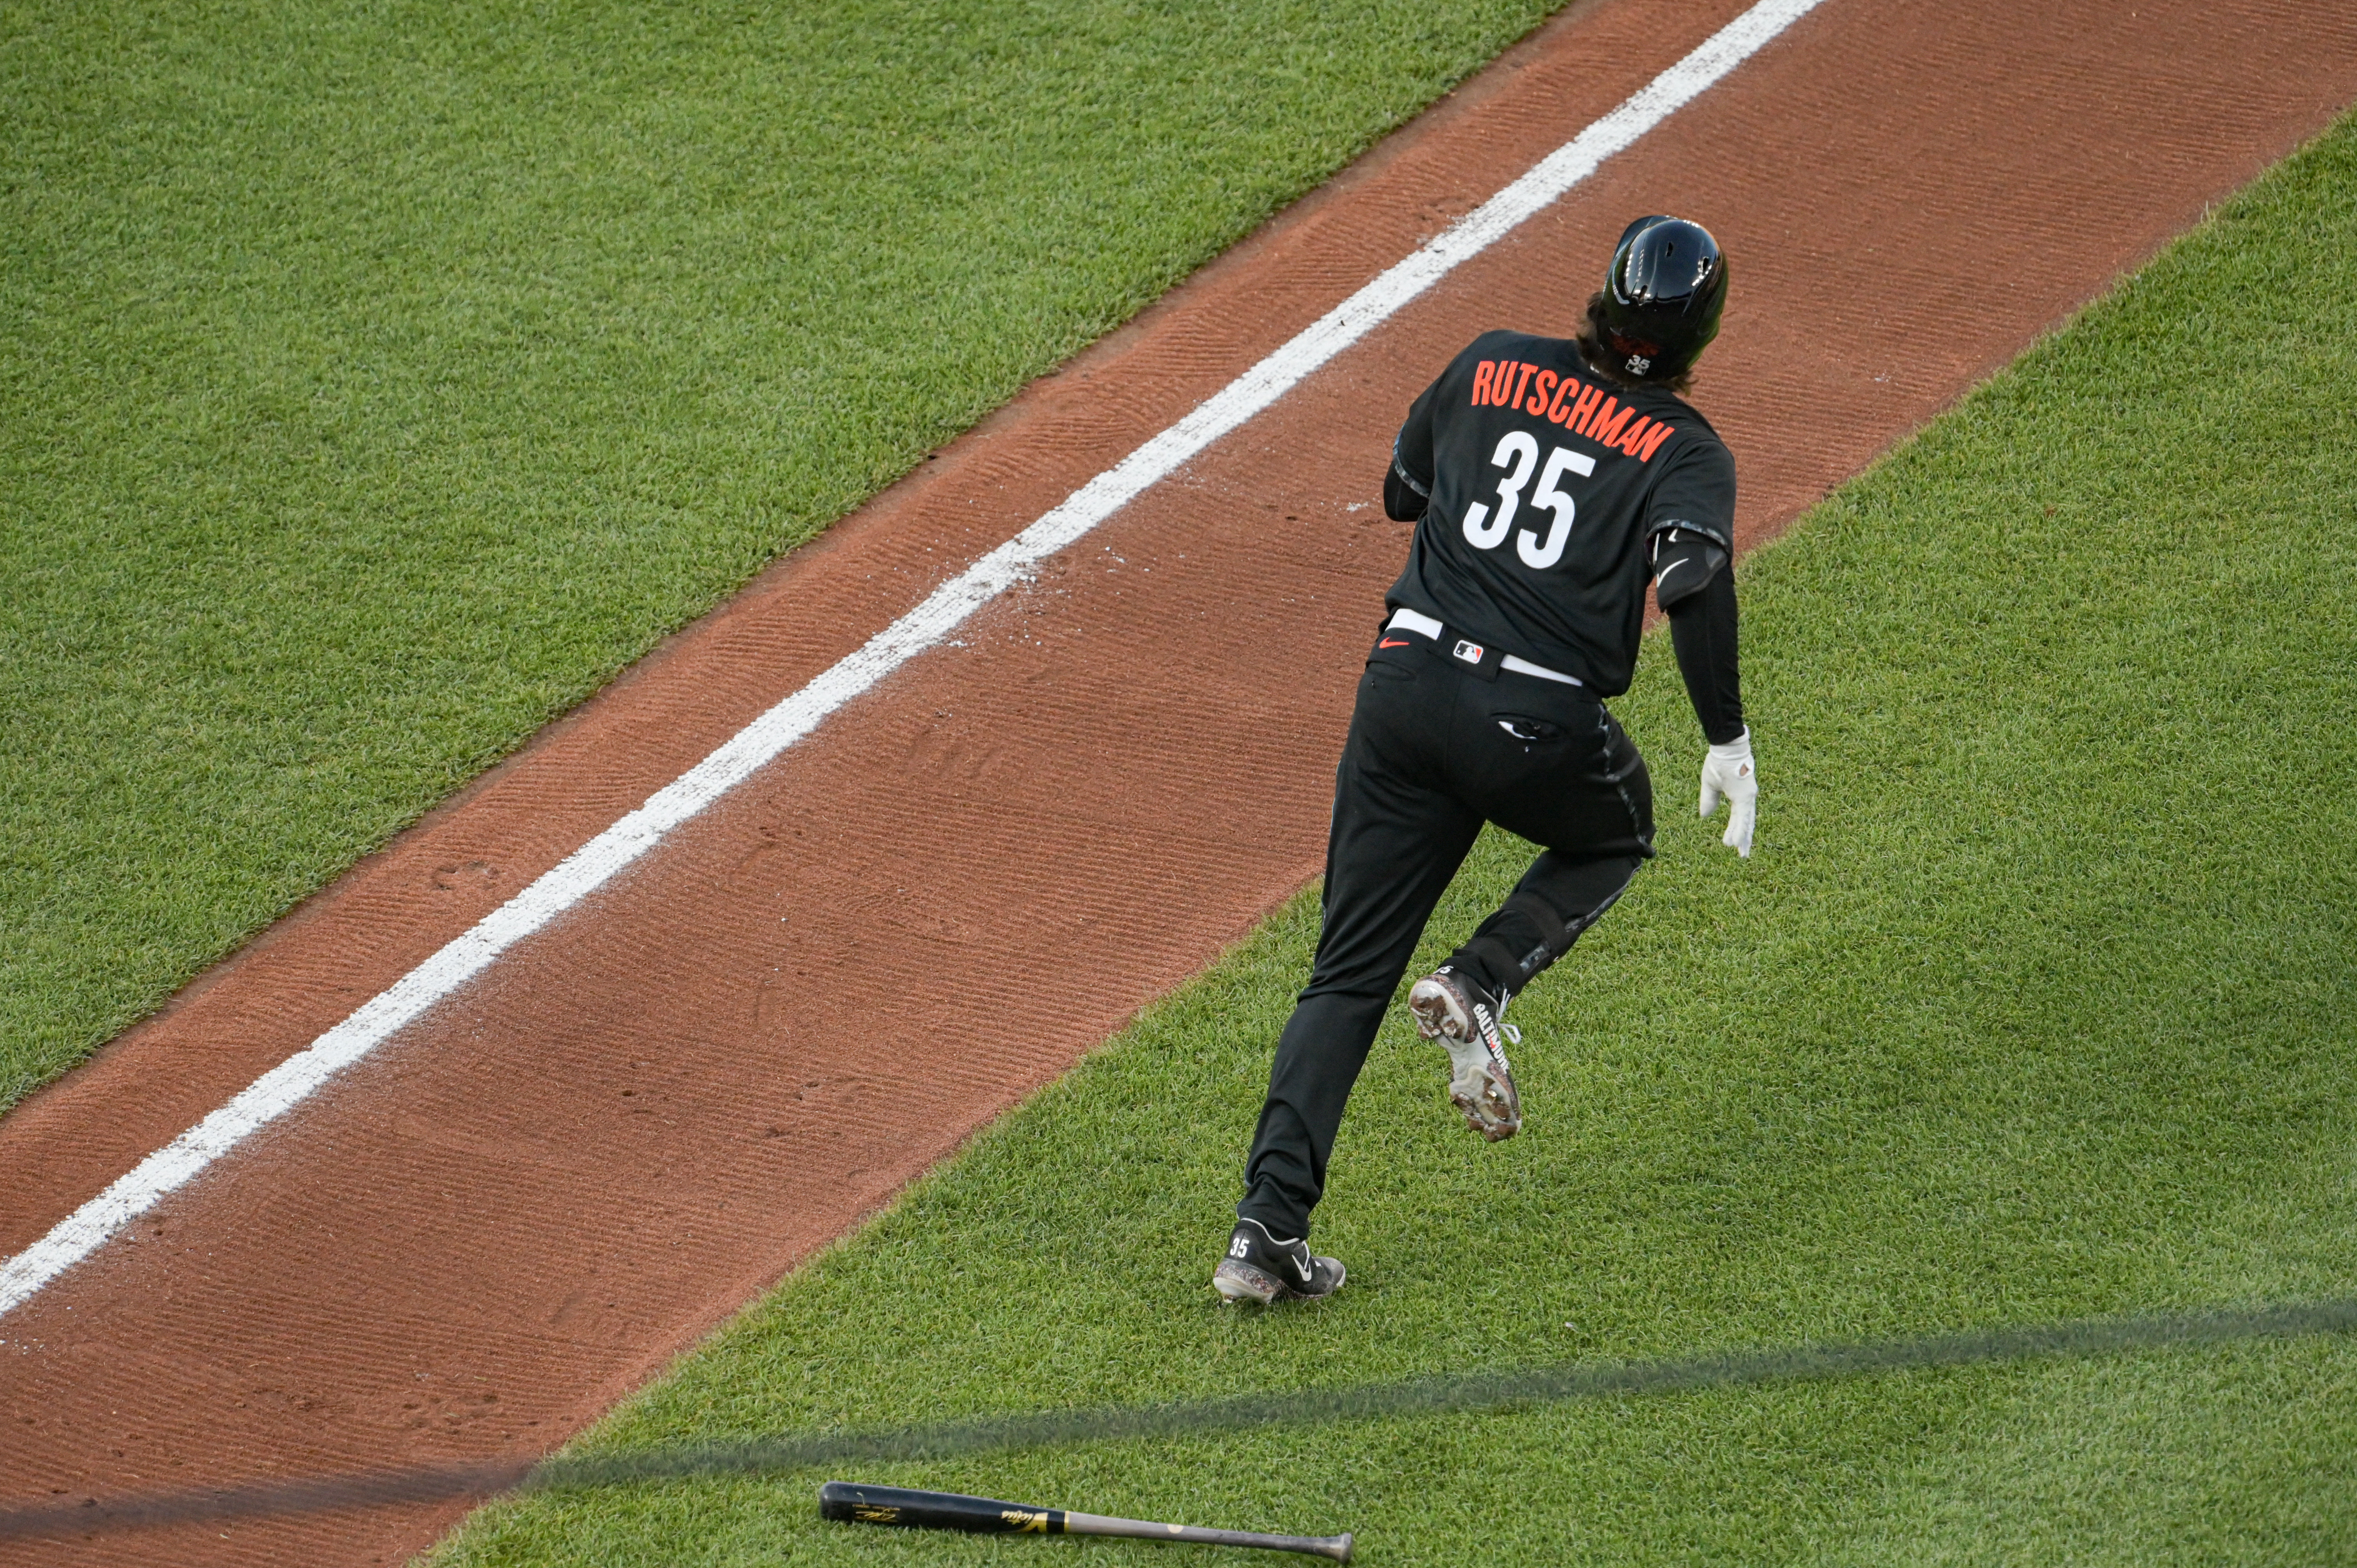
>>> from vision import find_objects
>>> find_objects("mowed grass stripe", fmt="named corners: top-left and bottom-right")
top-left (0, 0), bottom-right (1562, 1116)
top-left (431, 114), bottom-right (2357, 1566)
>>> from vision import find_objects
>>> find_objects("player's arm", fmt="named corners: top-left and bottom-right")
top-left (1383, 370), bottom-right (1444, 521)
top-left (1654, 533), bottom-right (1754, 856)
top-left (1646, 440), bottom-right (1754, 855)
top-left (1654, 531), bottom-right (1742, 743)
top-left (1383, 446), bottom-right (1429, 521)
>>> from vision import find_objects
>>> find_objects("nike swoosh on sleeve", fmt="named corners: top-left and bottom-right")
top-left (1655, 560), bottom-right (1687, 589)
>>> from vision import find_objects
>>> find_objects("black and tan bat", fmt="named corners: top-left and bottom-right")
top-left (818, 1481), bottom-right (1353, 1561)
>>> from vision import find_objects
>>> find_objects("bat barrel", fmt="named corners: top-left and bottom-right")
top-left (818, 1481), bottom-right (1063, 1534)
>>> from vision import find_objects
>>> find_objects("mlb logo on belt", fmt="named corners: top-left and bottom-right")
top-left (1452, 639), bottom-right (1485, 664)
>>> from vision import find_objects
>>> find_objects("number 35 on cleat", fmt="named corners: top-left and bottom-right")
top-left (1459, 431), bottom-right (1595, 569)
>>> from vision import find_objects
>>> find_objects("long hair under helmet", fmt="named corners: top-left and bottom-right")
top-left (1594, 215), bottom-right (1727, 381)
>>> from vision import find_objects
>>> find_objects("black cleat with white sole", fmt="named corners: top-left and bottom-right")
top-left (1212, 1218), bottom-right (1346, 1304)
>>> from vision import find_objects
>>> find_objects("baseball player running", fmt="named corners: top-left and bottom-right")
top-left (1215, 216), bottom-right (1756, 1305)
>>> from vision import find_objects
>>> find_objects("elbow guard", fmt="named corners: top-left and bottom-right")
top-left (1385, 439), bottom-right (1431, 521)
top-left (1383, 465), bottom-right (1428, 521)
top-left (1650, 526), bottom-right (1728, 611)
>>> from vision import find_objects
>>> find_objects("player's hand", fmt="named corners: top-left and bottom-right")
top-left (1699, 729), bottom-right (1756, 857)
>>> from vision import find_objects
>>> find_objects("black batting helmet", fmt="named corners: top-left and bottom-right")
top-left (1595, 215), bottom-right (1727, 380)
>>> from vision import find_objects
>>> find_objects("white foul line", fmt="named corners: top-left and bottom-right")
top-left (0, 0), bottom-right (1827, 1320)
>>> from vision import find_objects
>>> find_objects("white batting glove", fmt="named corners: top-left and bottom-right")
top-left (1699, 729), bottom-right (1757, 857)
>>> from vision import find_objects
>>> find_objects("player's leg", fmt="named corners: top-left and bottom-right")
top-left (1238, 755), bottom-right (1480, 1231)
top-left (1453, 690), bottom-right (1656, 989)
top-left (1408, 689), bottom-right (1656, 1136)
top-left (1440, 849), bottom-right (1645, 1002)
top-left (1220, 651), bottom-right (1481, 1301)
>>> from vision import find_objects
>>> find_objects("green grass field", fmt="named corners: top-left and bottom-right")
top-left (426, 115), bottom-right (2357, 1565)
top-left (0, 0), bottom-right (1560, 1116)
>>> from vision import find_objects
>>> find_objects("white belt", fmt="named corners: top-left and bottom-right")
top-left (1385, 607), bottom-right (1583, 687)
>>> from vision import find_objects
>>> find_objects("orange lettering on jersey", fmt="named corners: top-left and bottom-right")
top-left (1565, 383), bottom-right (1602, 432)
top-left (1545, 374), bottom-right (1581, 423)
top-left (1617, 416), bottom-right (1654, 455)
top-left (1511, 362), bottom-right (1537, 406)
top-left (1635, 420), bottom-right (1675, 461)
top-left (1472, 360), bottom-right (1496, 405)
top-left (1587, 397), bottom-right (1634, 447)
top-left (1527, 369), bottom-right (1558, 416)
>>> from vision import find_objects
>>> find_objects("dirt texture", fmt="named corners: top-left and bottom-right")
top-left (5, 0), bottom-right (2355, 1561)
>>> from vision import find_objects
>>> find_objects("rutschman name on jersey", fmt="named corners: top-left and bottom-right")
top-left (1386, 328), bottom-right (1737, 696)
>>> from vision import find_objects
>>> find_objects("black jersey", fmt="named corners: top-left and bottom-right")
top-left (1385, 328), bottom-right (1737, 696)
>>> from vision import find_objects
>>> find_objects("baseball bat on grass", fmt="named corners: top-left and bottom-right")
top-left (818, 1481), bottom-right (1353, 1561)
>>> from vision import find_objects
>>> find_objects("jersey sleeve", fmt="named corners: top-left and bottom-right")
top-left (1640, 434), bottom-right (1737, 552)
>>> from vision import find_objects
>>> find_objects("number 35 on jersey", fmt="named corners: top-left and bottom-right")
top-left (1461, 432), bottom-right (1593, 570)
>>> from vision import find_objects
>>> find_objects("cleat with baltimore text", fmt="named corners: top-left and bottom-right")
top-left (1408, 966), bottom-right (1523, 1141)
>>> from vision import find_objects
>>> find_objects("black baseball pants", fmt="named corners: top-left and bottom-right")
top-left (1237, 632), bottom-right (1654, 1240)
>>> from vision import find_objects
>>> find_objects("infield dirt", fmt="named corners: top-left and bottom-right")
top-left (5, 1), bottom-right (2356, 1563)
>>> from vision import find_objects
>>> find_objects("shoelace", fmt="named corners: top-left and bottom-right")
top-left (1495, 992), bottom-right (1522, 1047)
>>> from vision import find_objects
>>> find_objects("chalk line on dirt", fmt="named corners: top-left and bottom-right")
top-left (0, 0), bottom-right (1829, 1320)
